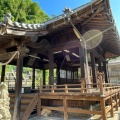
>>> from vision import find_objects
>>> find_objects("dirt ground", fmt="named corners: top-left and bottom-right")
top-left (29, 107), bottom-right (120, 120)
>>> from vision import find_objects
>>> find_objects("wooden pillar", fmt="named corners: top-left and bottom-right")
top-left (115, 93), bottom-right (118, 111)
top-left (97, 47), bottom-right (102, 73)
top-left (98, 58), bottom-right (102, 72)
top-left (32, 67), bottom-right (35, 89)
top-left (109, 96), bottom-right (114, 117)
top-left (66, 66), bottom-right (67, 84)
top-left (56, 63), bottom-right (60, 85)
top-left (43, 69), bottom-right (45, 85)
top-left (79, 45), bottom-right (85, 79)
top-left (63, 96), bottom-right (68, 120)
top-left (49, 49), bottom-right (54, 85)
top-left (118, 92), bottom-right (120, 106)
top-left (103, 61), bottom-right (108, 83)
top-left (100, 98), bottom-right (107, 120)
top-left (13, 54), bottom-right (23, 120)
top-left (37, 96), bottom-right (41, 116)
top-left (0, 65), bottom-right (6, 83)
top-left (90, 52), bottom-right (96, 83)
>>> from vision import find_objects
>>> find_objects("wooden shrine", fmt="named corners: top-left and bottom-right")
top-left (0, 0), bottom-right (120, 120)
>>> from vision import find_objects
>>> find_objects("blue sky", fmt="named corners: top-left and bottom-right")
top-left (33, 0), bottom-right (120, 34)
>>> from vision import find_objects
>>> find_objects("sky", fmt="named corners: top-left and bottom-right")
top-left (33, 0), bottom-right (120, 34)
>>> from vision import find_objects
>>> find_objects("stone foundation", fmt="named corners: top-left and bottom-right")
top-left (0, 83), bottom-right (11, 120)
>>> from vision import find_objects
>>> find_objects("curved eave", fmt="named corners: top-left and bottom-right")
top-left (43, 0), bottom-right (120, 56)
top-left (0, 0), bottom-right (120, 57)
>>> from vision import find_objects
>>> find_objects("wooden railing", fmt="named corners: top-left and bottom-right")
top-left (39, 84), bottom-right (120, 120)
top-left (39, 83), bottom-right (120, 96)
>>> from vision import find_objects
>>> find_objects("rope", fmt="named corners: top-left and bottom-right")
top-left (0, 51), bottom-right (19, 65)
top-left (56, 53), bottom-right (67, 78)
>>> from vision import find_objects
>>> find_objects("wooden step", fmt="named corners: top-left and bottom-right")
top-left (9, 93), bottom-right (38, 119)
top-left (10, 99), bottom-right (32, 105)
top-left (10, 104), bottom-right (28, 112)
top-left (9, 93), bottom-right (35, 98)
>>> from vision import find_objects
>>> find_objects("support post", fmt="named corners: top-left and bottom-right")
top-left (118, 92), bottom-right (120, 106)
top-left (0, 65), bottom-right (6, 83)
top-left (32, 67), bottom-right (35, 89)
top-left (56, 63), bottom-right (60, 85)
top-left (63, 96), bottom-right (68, 120)
top-left (90, 52), bottom-right (96, 84)
top-left (109, 96), bottom-right (114, 117)
top-left (103, 61), bottom-right (108, 83)
top-left (43, 69), bottom-right (45, 85)
top-left (49, 49), bottom-right (54, 85)
top-left (98, 58), bottom-right (102, 72)
top-left (100, 98), bottom-right (107, 120)
top-left (79, 44), bottom-right (85, 79)
top-left (37, 94), bottom-right (41, 116)
top-left (13, 54), bottom-right (23, 120)
top-left (115, 93), bottom-right (118, 111)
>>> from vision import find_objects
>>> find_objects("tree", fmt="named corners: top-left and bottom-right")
top-left (0, 0), bottom-right (49, 23)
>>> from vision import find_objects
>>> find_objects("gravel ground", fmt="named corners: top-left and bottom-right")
top-left (29, 107), bottom-right (120, 120)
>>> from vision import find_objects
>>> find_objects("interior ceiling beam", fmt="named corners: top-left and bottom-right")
top-left (29, 48), bottom-right (48, 56)
top-left (90, 49), bottom-right (105, 61)
top-left (0, 51), bottom-right (18, 61)
top-left (52, 40), bottom-right (80, 52)
top-left (0, 39), bottom-right (18, 51)
top-left (81, 5), bottom-right (104, 26)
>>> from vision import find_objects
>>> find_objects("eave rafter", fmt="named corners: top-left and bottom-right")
top-left (81, 4), bottom-right (104, 26)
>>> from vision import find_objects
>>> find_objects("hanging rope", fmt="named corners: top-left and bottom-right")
top-left (56, 52), bottom-right (68, 78)
top-left (0, 51), bottom-right (19, 65)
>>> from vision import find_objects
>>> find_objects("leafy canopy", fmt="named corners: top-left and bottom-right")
top-left (0, 0), bottom-right (49, 23)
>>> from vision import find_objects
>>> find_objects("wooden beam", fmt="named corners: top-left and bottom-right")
top-left (0, 65), bottom-right (6, 83)
top-left (41, 106), bottom-right (64, 111)
top-left (66, 96), bottom-right (101, 101)
top-left (81, 5), bottom-right (104, 26)
top-left (68, 108), bottom-right (102, 115)
top-left (0, 39), bottom-right (18, 50)
top-left (7, 28), bottom-right (48, 36)
top-left (53, 40), bottom-right (80, 52)
top-left (13, 54), bottom-right (23, 120)
top-left (40, 95), bottom-right (63, 99)
top-left (91, 49), bottom-right (105, 62)
top-left (0, 51), bottom-right (18, 61)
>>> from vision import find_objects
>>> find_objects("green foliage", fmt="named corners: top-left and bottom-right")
top-left (35, 69), bottom-right (43, 86)
top-left (6, 65), bottom-right (16, 72)
top-left (0, 0), bottom-right (49, 23)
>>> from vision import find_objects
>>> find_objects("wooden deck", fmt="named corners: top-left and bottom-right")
top-left (38, 83), bottom-right (120, 120)
top-left (9, 83), bottom-right (120, 120)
